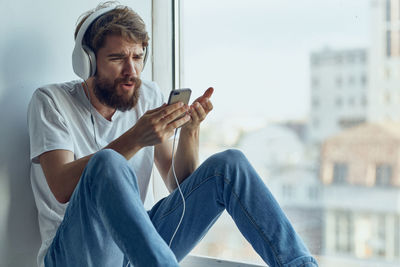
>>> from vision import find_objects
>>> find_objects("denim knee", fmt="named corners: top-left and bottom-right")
top-left (87, 149), bottom-right (127, 173)
top-left (84, 149), bottom-right (130, 185)
top-left (213, 149), bottom-right (247, 167)
top-left (89, 149), bottom-right (125, 167)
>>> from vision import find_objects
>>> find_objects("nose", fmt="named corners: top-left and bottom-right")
top-left (122, 58), bottom-right (136, 76)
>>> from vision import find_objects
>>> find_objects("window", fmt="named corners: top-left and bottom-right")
top-left (313, 118), bottom-right (319, 128)
top-left (376, 164), bottom-right (392, 186)
top-left (348, 97), bottom-right (355, 106)
top-left (311, 55), bottom-right (320, 66)
top-left (361, 74), bottom-right (367, 86)
top-left (335, 211), bottom-right (352, 253)
top-left (336, 97), bottom-right (343, 107)
top-left (336, 77), bottom-right (343, 87)
top-left (348, 75), bottom-right (355, 85)
top-left (178, 0), bottom-right (396, 265)
top-left (395, 216), bottom-right (400, 258)
top-left (386, 0), bottom-right (391, 22)
top-left (312, 98), bottom-right (319, 108)
top-left (308, 186), bottom-right (319, 200)
top-left (332, 163), bottom-right (348, 184)
top-left (387, 30), bottom-right (392, 57)
top-left (311, 77), bottom-right (319, 89)
top-left (376, 216), bottom-right (386, 257)
top-left (361, 96), bottom-right (367, 106)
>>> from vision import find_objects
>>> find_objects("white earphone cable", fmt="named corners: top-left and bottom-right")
top-left (168, 128), bottom-right (186, 248)
top-left (83, 80), bottom-right (101, 150)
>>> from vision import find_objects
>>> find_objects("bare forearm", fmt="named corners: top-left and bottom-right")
top-left (167, 127), bottom-right (200, 190)
top-left (44, 133), bottom-right (143, 203)
top-left (41, 153), bottom-right (92, 204)
top-left (44, 102), bottom-right (189, 203)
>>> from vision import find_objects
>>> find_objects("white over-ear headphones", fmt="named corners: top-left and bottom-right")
top-left (72, 6), bottom-right (148, 80)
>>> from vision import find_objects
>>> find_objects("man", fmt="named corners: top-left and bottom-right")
top-left (28, 3), bottom-right (318, 267)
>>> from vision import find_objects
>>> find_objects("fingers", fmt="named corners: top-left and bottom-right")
top-left (146, 103), bottom-right (167, 114)
top-left (150, 102), bottom-right (186, 121)
top-left (167, 113), bottom-right (191, 130)
top-left (190, 102), bottom-right (207, 121)
top-left (160, 104), bottom-right (189, 124)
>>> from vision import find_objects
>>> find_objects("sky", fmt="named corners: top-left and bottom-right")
top-left (181, 0), bottom-right (370, 123)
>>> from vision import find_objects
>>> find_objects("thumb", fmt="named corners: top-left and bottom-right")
top-left (203, 87), bottom-right (214, 98)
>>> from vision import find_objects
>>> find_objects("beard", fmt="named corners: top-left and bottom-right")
top-left (93, 75), bottom-right (141, 112)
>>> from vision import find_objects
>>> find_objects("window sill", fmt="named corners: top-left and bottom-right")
top-left (181, 255), bottom-right (267, 267)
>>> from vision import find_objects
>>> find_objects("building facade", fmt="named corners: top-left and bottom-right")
top-left (309, 48), bottom-right (368, 143)
top-left (320, 123), bottom-right (400, 264)
top-left (369, 0), bottom-right (400, 123)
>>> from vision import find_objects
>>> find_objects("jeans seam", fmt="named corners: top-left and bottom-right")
top-left (225, 179), bottom-right (284, 267)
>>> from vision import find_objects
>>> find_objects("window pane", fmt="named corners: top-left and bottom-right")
top-left (180, 0), bottom-right (399, 266)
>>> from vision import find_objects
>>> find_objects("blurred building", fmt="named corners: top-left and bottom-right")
top-left (369, 0), bottom-right (400, 123)
top-left (309, 48), bottom-right (368, 144)
top-left (320, 123), bottom-right (400, 265)
top-left (238, 124), bottom-right (323, 255)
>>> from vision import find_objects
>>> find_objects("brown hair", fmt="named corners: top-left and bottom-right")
top-left (74, 1), bottom-right (149, 53)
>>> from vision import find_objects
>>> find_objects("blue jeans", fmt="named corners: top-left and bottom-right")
top-left (44, 149), bottom-right (318, 267)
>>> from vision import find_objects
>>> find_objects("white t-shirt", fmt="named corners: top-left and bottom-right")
top-left (27, 79), bottom-right (164, 267)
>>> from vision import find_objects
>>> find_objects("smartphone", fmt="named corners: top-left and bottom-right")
top-left (167, 88), bottom-right (192, 105)
top-left (167, 89), bottom-right (192, 125)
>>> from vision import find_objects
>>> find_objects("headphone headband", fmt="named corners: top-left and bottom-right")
top-left (72, 6), bottom-right (148, 80)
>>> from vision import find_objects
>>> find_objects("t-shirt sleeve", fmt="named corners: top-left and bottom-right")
top-left (151, 81), bottom-right (166, 107)
top-left (28, 89), bottom-right (74, 164)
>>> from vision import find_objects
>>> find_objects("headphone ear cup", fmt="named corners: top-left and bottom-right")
top-left (83, 45), bottom-right (97, 77)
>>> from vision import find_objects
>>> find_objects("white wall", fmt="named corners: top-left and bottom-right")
top-left (0, 1), bottom-right (152, 266)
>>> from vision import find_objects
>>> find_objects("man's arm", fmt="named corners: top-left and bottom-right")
top-left (155, 88), bottom-right (214, 191)
top-left (39, 102), bottom-right (190, 204)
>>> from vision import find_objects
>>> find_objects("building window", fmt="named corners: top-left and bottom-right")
top-left (376, 216), bottom-right (386, 257)
top-left (313, 118), bottom-right (319, 128)
top-left (348, 75), bottom-right (355, 85)
top-left (311, 55), bottom-right (319, 66)
top-left (361, 96), bottom-right (367, 106)
top-left (348, 97), bottom-right (355, 107)
top-left (347, 53), bottom-right (354, 63)
top-left (308, 186), bottom-right (319, 200)
top-left (333, 163), bottom-right (348, 184)
top-left (385, 92), bottom-right (392, 104)
top-left (312, 98), bottom-right (319, 108)
top-left (335, 211), bottom-right (352, 253)
top-left (336, 97), bottom-right (343, 107)
top-left (339, 118), bottom-right (366, 128)
top-left (360, 53), bottom-right (366, 63)
top-left (361, 75), bottom-right (367, 86)
top-left (335, 77), bottom-right (343, 87)
top-left (386, 0), bottom-right (391, 22)
top-left (395, 216), bottom-right (400, 258)
top-left (387, 30), bottom-right (392, 58)
top-left (311, 77), bottom-right (319, 89)
top-left (375, 164), bottom-right (392, 186)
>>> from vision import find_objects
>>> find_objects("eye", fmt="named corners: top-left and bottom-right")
top-left (110, 57), bottom-right (124, 62)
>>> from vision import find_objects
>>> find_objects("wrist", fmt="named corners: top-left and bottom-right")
top-left (181, 125), bottom-right (200, 138)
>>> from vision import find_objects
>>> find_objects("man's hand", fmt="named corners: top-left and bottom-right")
top-left (183, 87), bottom-right (214, 131)
top-left (129, 102), bottom-right (190, 148)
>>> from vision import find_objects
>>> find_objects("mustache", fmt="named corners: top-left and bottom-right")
top-left (115, 76), bottom-right (141, 85)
